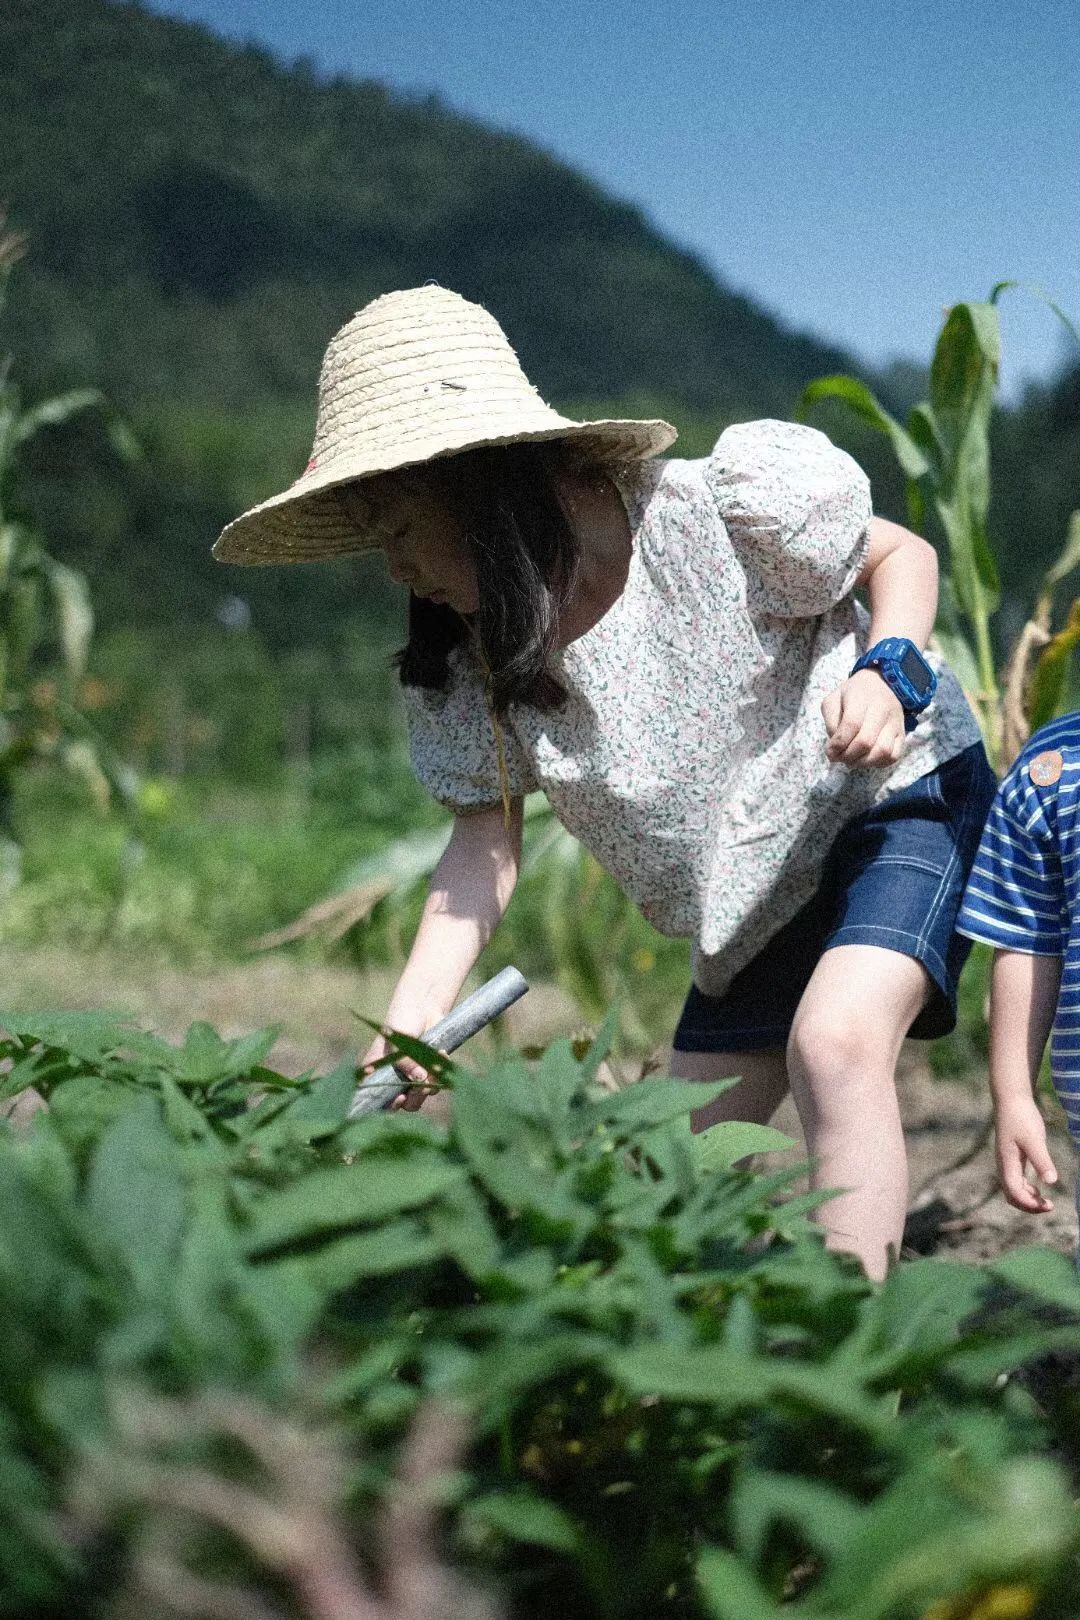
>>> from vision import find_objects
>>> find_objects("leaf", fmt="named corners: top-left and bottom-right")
top-left (0, 836), bottom-right (21, 896)
top-left (576, 1006), bottom-right (618, 1082)
top-left (353, 1019), bottom-right (458, 1087)
top-left (319, 1339), bottom-right (410, 1407)
top-left (465, 1491), bottom-right (579, 1553)
top-left (1026, 597), bottom-right (1080, 733)
top-left (12, 388), bottom-right (105, 447)
top-left (731, 1470), bottom-right (863, 1562)
top-left (907, 401), bottom-right (943, 468)
top-left (930, 309), bottom-right (1001, 641)
top-left (104, 413), bottom-right (143, 466)
top-left (930, 301), bottom-right (1000, 445)
top-left (42, 558), bottom-right (93, 686)
top-left (936, 496), bottom-right (1001, 622)
top-left (461, 1335), bottom-right (609, 1418)
top-left (3, 577), bottom-right (42, 692)
top-left (85, 1094), bottom-right (186, 1296)
top-left (337, 1110), bottom-right (446, 1155)
top-left (173, 1181), bottom-right (322, 1372)
top-left (797, 374), bottom-right (931, 479)
top-left (0, 520), bottom-right (22, 589)
top-left (985, 1246), bottom-right (1080, 1313)
top-left (858, 1258), bottom-right (989, 1369)
top-left (528, 1039), bottom-right (588, 1121)
top-left (693, 1121), bottom-right (796, 1174)
top-left (426, 1181), bottom-right (503, 1282)
top-left (944, 1324), bottom-right (1080, 1386)
top-left (156, 1073), bottom-right (216, 1146)
top-left (258, 1057), bottom-right (358, 1143)
top-left (169, 1021), bottom-right (281, 1086)
top-left (1042, 509), bottom-right (1080, 590)
top-left (812, 1456), bottom-right (1071, 1618)
top-left (613, 1343), bottom-right (892, 1436)
top-left (930, 620), bottom-right (982, 700)
top-left (448, 1067), bottom-right (590, 1233)
top-left (57, 738), bottom-right (111, 812)
top-left (244, 1154), bottom-right (464, 1254)
top-left (580, 1077), bottom-right (733, 1137)
top-left (45, 1076), bottom-right (136, 1164)
top-left (337, 823), bottom-right (453, 895)
top-left (0, 1009), bottom-right (164, 1068)
top-left (696, 1545), bottom-right (783, 1620)
top-left (991, 278), bottom-right (1080, 343)
top-left (268, 1219), bottom-right (444, 1293)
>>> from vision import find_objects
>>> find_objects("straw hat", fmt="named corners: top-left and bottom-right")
top-left (213, 285), bottom-right (677, 565)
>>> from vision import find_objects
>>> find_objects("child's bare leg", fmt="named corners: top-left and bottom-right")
top-left (787, 944), bottom-right (929, 1281)
top-left (670, 1047), bottom-right (789, 1133)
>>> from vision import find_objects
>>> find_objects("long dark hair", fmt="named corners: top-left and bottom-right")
top-left (394, 441), bottom-right (586, 715)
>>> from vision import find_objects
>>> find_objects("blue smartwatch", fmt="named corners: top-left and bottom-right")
top-left (851, 637), bottom-right (937, 732)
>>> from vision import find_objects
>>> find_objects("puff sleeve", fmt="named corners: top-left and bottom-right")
top-left (401, 646), bottom-right (539, 814)
top-left (702, 419), bottom-right (872, 618)
top-left (955, 759), bottom-right (1067, 956)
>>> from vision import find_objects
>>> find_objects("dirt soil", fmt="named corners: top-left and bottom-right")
top-left (2, 944), bottom-right (1076, 1265)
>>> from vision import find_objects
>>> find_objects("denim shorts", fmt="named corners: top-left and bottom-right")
top-left (673, 741), bottom-right (998, 1052)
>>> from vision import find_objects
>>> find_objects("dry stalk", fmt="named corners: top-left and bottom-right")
top-left (380, 1402), bottom-right (498, 1620)
top-left (71, 1389), bottom-right (500, 1620)
top-left (1001, 601), bottom-right (1051, 769)
top-left (0, 213), bottom-right (28, 271)
top-left (249, 881), bottom-right (393, 951)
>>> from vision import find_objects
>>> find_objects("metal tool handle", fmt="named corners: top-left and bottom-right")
top-left (347, 965), bottom-right (529, 1119)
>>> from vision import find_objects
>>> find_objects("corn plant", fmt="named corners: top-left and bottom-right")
top-left (0, 222), bottom-right (136, 885)
top-left (799, 287), bottom-right (1080, 772)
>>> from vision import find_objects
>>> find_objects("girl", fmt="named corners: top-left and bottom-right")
top-left (215, 285), bottom-right (995, 1279)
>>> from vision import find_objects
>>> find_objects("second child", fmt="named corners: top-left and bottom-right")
top-left (957, 715), bottom-right (1080, 1251)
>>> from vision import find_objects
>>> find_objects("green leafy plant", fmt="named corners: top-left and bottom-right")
top-left (0, 221), bottom-right (137, 886)
top-left (1, 1008), bottom-right (1078, 1618)
top-left (799, 288), bottom-right (1080, 771)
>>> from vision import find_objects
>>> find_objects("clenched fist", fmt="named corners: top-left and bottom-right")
top-left (822, 667), bottom-right (907, 768)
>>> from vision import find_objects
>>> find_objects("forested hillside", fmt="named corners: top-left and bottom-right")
top-left (0, 0), bottom-right (1076, 649)
top-left (0, 0), bottom-right (855, 416)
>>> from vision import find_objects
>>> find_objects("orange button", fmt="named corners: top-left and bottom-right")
top-left (1029, 749), bottom-right (1064, 786)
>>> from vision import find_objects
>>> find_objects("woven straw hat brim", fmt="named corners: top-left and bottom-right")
top-left (213, 413), bottom-right (676, 566)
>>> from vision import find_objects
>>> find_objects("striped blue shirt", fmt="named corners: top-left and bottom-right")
top-left (956, 713), bottom-right (1080, 1146)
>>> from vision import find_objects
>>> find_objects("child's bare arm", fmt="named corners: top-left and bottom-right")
top-left (990, 949), bottom-right (1062, 1212)
top-left (361, 798), bottom-right (524, 1104)
top-left (822, 516), bottom-right (939, 768)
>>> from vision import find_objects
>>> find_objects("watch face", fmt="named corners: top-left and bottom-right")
top-left (898, 643), bottom-right (933, 698)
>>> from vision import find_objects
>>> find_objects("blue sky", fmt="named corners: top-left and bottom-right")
top-left (147, 0), bottom-right (1079, 400)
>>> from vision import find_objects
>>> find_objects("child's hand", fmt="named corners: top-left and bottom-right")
top-left (821, 669), bottom-right (907, 767)
top-left (995, 1099), bottom-right (1059, 1212)
top-left (359, 1013), bottom-right (447, 1113)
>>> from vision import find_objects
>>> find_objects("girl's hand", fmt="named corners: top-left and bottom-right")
top-left (821, 669), bottom-right (906, 767)
top-left (359, 1012), bottom-right (447, 1113)
top-left (995, 1099), bottom-right (1059, 1212)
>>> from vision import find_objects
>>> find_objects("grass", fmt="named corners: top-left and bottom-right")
top-left (4, 773), bottom-right (417, 964)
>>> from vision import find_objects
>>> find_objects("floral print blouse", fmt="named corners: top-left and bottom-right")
top-left (403, 419), bottom-right (983, 996)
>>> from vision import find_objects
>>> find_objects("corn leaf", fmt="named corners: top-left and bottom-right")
top-left (1026, 597), bottom-right (1080, 733)
top-left (797, 374), bottom-right (931, 480)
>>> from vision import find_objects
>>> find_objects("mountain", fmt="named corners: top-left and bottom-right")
top-left (0, 0), bottom-right (1075, 648)
top-left (1, 0), bottom-right (860, 420)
